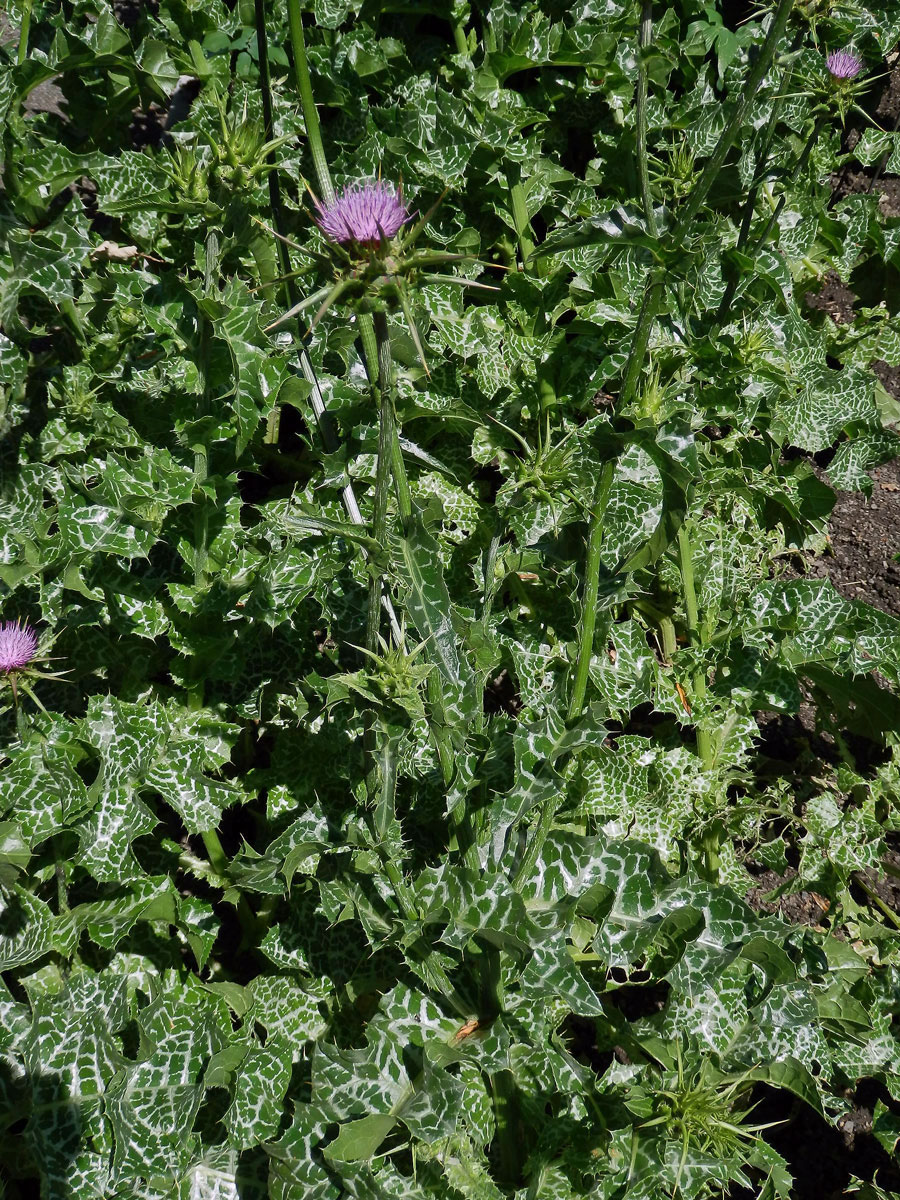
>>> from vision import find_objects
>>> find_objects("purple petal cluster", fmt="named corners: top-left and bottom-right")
top-left (314, 180), bottom-right (409, 245)
top-left (0, 621), bottom-right (38, 673)
top-left (826, 49), bottom-right (863, 80)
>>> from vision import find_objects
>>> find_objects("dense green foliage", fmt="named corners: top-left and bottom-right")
top-left (3, 0), bottom-right (900, 1196)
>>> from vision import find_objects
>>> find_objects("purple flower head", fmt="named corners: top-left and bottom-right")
top-left (0, 621), bottom-right (38, 673)
top-left (314, 179), bottom-right (410, 246)
top-left (826, 49), bottom-right (863, 80)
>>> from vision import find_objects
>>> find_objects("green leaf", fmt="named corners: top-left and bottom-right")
top-left (773, 366), bottom-right (877, 453)
top-left (105, 973), bottom-right (232, 1181)
top-left (23, 974), bottom-right (131, 1198)
top-left (324, 1113), bottom-right (398, 1163)
top-left (211, 278), bottom-right (289, 455)
top-left (394, 516), bottom-right (478, 735)
top-left (224, 1039), bottom-right (292, 1150)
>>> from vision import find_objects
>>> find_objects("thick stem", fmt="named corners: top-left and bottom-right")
top-left (201, 828), bottom-right (230, 878)
top-left (511, 800), bottom-right (556, 889)
top-left (491, 1071), bottom-right (522, 1188)
top-left (201, 828), bottom-right (261, 944)
top-left (359, 312), bottom-right (413, 529)
top-left (254, 21), bottom-right (401, 635)
top-left (506, 167), bottom-right (535, 269)
top-left (188, 229), bottom-right (219, 711)
top-left (567, 460), bottom-right (616, 722)
top-left (194, 229), bottom-right (219, 579)
top-left (618, 270), bottom-right (665, 410)
top-left (366, 311), bottom-right (396, 656)
top-left (255, 0), bottom-right (284, 243)
top-left (749, 114), bottom-right (826, 256)
top-left (55, 858), bottom-right (69, 915)
top-left (658, 615), bottom-right (677, 663)
top-left (672, 0), bottom-right (794, 237)
top-left (677, 525), bottom-right (712, 769)
top-left (286, 1), bottom-right (334, 204)
top-left (636, 1), bottom-right (658, 238)
top-left (361, 313), bottom-right (454, 783)
top-left (17, 0), bottom-right (32, 65)
top-left (254, 0), bottom-right (290, 444)
top-left (620, 0), bottom-right (794, 405)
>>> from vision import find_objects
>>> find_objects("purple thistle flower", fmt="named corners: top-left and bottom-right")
top-left (314, 179), bottom-right (410, 246)
top-left (826, 49), bottom-right (863, 80)
top-left (0, 621), bottom-right (38, 673)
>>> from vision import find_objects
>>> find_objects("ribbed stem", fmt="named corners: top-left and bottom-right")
top-left (366, 312), bottom-right (396, 656)
top-left (677, 525), bottom-right (712, 769)
top-left (192, 230), bottom-right (218, 591)
top-left (636, 1), bottom-right (658, 238)
top-left (750, 115), bottom-right (825, 255)
top-left (17, 0), bottom-right (32, 65)
top-left (511, 800), bottom-right (556, 889)
top-left (255, 0), bottom-right (284, 245)
top-left (567, 460), bottom-right (616, 721)
top-left (507, 166), bottom-right (535, 269)
top-left (672, 0), bottom-right (794, 235)
top-left (619, 0), bottom-right (794, 406)
top-left (286, 1), bottom-right (334, 204)
top-left (201, 829), bottom-right (229, 877)
top-left (188, 229), bottom-right (219, 712)
top-left (254, 0), bottom-right (289, 444)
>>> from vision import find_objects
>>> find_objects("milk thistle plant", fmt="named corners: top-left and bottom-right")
top-left (3, 1), bottom-right (900, 1198)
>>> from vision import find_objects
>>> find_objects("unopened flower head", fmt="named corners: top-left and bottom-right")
top-left (314, 180), bottom-right (409, 246)
top-left (826, 49), bottom-right (863, 80)
top-left (0, 621), bottom-right (38, 673)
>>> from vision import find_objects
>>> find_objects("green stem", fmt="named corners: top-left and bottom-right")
top-left (360, 313), bottom-right (454, 785)
top-left (658, 615), bottom-right (677, 663)
top-left (254, 0), bottom-right (289, 444)
top-left (200, 828), bottom-right (261, 945)
top-left (749, 114), bottom-right (826, 256)
top-left (506, 167), bottom-right (534, 270)
top-left (568, 460), bottom-right (616, 722)
top-left (201, 828), bottom-right (229, 877)
top-left (366, 311), bottom-right (396, 656)
top-left (17, 0), bottom-right (32, 65)
top-left (286, 0), bottom-right (334, 204)
top-left (55, 857), bottom-right (68, 914)
top-left (452, 20), bottom-right (468, 55)
top-left (188, 230), bottom-right (219, 711)
top-left (511, 801), bottom-right (556, 889)
top-left (856, 875), bottom-right (900, 931)
top-left (379, 847), bottom-right (462, 1004)
top-left (14, 696), bottom-right (28, 741)
top-left (618, 270), bottom-right (666, 410)
top-left (677, 525), bottom-right (712, 769)
top-left (254, 13), bottom-right (402, 634)
top-left (254, 0), bottom-right (283, 242)
top-left (491, 1071), bottom-right (522, 1187)
top-left (619, 0), bottom-right (794, 406)
top-left (636, 0), bottom-right (658, 238)
top-left (672, 0), bottom-right (794, 236)
top-left (359, 312), bottom-right (414, 530)
top-left (735, 69), bottom-right (792, 255)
